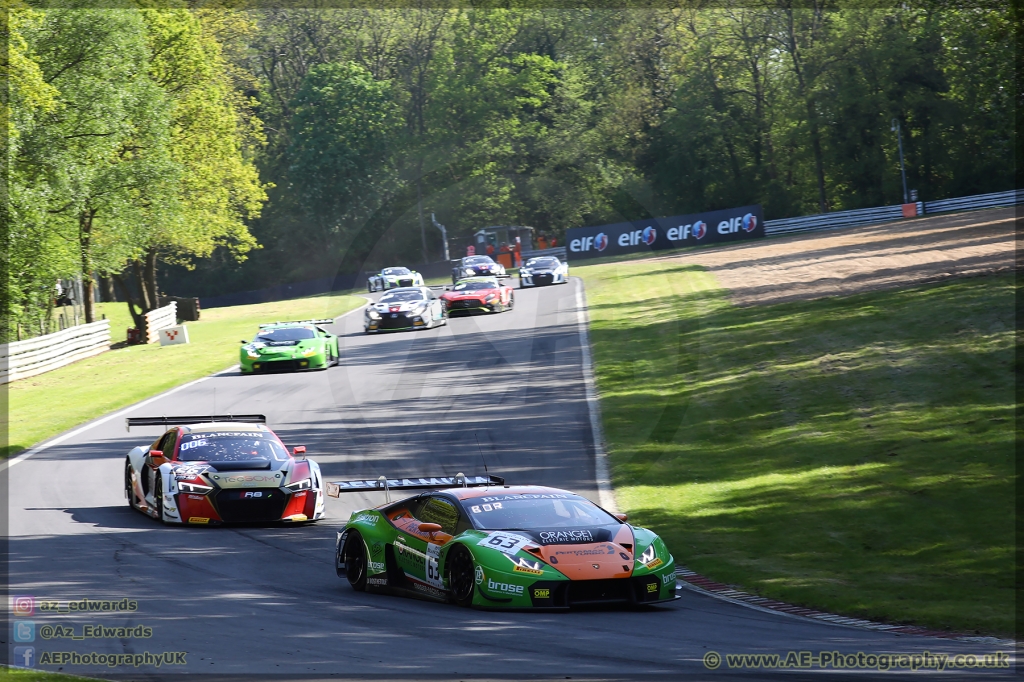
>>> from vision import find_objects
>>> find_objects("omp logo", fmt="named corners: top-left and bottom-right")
top-left (243, 491), bottom-right (263, 498)
top-left (533, 588), bottom-right (550, 599)
top-left (487, 579), bottom-right (524, 595)
top-left (642, 226), bottom-right (657, 245)
top-left (368, 561), bottom-right (386, 573)
top-left (647, 582), bottom-right (658, 593)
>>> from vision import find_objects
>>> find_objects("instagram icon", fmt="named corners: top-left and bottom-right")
top-left (12, 596), bottom-right (34, 616)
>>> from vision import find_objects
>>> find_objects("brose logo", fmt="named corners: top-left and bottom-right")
top-left (368, 561), bottom-right (386, 573)
top-left (487, 579), bottom-right (524, 595)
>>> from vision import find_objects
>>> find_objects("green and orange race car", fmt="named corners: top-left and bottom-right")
top-left (330, 475), bottom-right (678, 609)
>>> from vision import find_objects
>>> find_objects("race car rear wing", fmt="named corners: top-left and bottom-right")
top-left (258, 319), bottom-right (335, 328)
top-left (125, 414), bottom-right (267, 431)
top-left (326, 473), bottom-right (504, 502)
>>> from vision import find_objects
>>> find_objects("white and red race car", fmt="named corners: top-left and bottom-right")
top-left (123, 415), bottom-right (325, 525)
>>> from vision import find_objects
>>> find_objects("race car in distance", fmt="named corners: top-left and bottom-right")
top-left (124, 415), bottom-right (325, 525)
top-left (451, 255), bottom-right (506, 283)
top-left (331, 475), bottom-right (678, 609)
top-left (239, 320), bottom-right (339, 373)
top-left (439, 277), bottom-right (514, 314)
top-left (367, 267), bottom-right (424, 292)
top-left (519, 256), bottom-right (569, 288)
top-left (365, 287), bottom-right (447, 333)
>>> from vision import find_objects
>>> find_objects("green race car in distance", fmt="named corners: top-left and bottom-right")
top-left (330, 475), bottom-right (679, 609)
top-left (239, 319), bottom-right (340, 373)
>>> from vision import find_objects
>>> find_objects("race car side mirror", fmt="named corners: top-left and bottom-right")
top-left (240, 340), bottom-right (248, 344)
top-left (293, 446), bottom-right (306, 458)
top-left (148, 450), bottom-right (163, 458)
top-left (419, 523), bottom-right (442, 536)
top-left (148, 450), bottom-right (166, 463)
top-left (615, 513), bottom-right (628, 522)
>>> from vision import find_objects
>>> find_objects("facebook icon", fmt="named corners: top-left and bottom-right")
top-left (13, 646), bottom-right (35, 668)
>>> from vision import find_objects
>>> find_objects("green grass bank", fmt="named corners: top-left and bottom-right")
top-left (577, 262), bottom-right (1013, 637)
top-left (5, 293), bottom-right (364, 458)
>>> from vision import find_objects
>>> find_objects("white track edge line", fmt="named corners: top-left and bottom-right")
top-left (673, 577), bottom-right (1015, 645)
top-left (574, 277), bottom-right (617, 512)
top-left (2, 303), bottom-right (365, 472)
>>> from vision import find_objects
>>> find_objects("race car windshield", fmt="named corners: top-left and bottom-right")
top-left (255, 328), bottom-right (315, 342)
top-left (382, 268), bottom-right (410, 275)
top-left (380, 291), bottom-right (425, 302)
top-left (453, 281), bottom-right (497, 291)
top-left (464, 256), bottom-right (494, 265)
top-left (177, 434), bottom-right (289, 462)
top-left (465, 495), bottom-right (618, 530)
top-left (526, 258), bottom-right (560, 268)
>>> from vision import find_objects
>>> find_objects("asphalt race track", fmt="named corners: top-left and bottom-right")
top-left (6, 279), bottom-right (1012, 680)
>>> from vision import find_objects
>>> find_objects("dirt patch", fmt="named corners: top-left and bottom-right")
top-left (651, 207), bottom-right (1017, 306)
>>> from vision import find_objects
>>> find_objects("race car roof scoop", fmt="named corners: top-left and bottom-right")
top-left (326, 473), bottom-right (504, 499)
top-left (206, 459), bottom-right (272, 471)
top-left (125, 415), bottom-right (267, 431)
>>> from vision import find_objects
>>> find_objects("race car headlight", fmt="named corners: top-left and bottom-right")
top-left (367, 309), bottom-right (381, 320)
top-left (639, 544), bottom-right (657, 566)
top-left (246, 349), bottom-right (260, 359)
top-left (486, 295), bottom-right (498, 303)
top-left (410, 303), bottom-right (427, 314)
top-left (519, 269), bottom-right (530, 276)
top-left (286, 478), bottom-right (312, 492)
top-left (178, 481), bottom-right (213, 495)
top-left (464, 268), bottom-right (475, 276)
top-left (301, 348), bottom-right (317, 357)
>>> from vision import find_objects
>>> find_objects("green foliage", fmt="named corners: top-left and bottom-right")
top-left (5, 7), bottom-right (266, 340)
top-left (579, 262), bottom-right (1014, 635)
top-left (166, 6), bottom-right (1011, 298)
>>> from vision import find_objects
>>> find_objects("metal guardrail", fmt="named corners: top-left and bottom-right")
top-left (764, 189), bottom-right (1021, 237)
top-left (0, 319), bottom-right (111, 384)
top-left (144, 302), bottom-right (177, 343)
top-left (520, 247), bottom-right (567, 261)
top-left (923, 188), bottom-right (1023, 215)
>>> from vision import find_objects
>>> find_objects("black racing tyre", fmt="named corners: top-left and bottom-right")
top-left (343, 531), bottom-right (368, 591)
top-left (154, 472), bottom-right (165, 523)
top-left (368, 281), bottom-right (373, 293)
top-left (507, 293), bottom-right (515, 310)
top-left (446, 545), bottom-right (476, 607)
top-left (125, 460), bottom-right (135, 508)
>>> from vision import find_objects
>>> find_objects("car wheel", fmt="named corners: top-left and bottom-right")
top-left (446, 545), bottom-right (476, 607)
top-left (343, 531), bottom-right (368, 591)
top-left (154, 472), bottom-right (165, 523)
top-left (125, 460), bottom-right (136, 508)
top-left (507, 293), bottom-right (514, 310)
top-left (367, 281), bottom-right (373, 293)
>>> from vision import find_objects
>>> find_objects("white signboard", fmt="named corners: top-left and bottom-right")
top-left (159, 325), bottom-right (189, 346)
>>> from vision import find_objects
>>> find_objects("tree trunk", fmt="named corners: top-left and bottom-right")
top-left (143, 248), bottom-right (160, 310)
top-left (78, 208), bottom-right (97, 323)
top-left (111, 272), bottom-right (146, 332)
top-left (99, 275), bottom-right (117, 303)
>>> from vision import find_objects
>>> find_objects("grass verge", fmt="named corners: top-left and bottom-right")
top-left (4, 293), bottom-right (364, 457)
top-left (577, 262), bottom-right (1013, 637)
top-left (1, 667), bottom-right (96, 682)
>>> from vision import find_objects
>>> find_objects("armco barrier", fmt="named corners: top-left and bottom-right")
top-left (923, 188), bottom-right (1023, 215)
top-left (144, 302), bottom-right (177, 344)
top-left (764, 189), bottom-right (1021, 237)
top-left (0, 319), bottom-right (110, 384)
